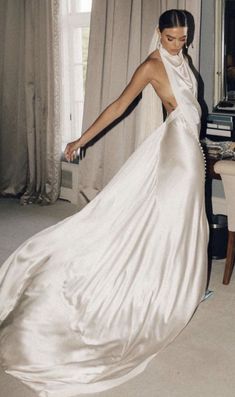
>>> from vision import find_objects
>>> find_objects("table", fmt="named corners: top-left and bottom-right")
top-left (206, 157), bottom-right (221, 180)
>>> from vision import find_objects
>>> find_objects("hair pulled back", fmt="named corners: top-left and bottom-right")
top-left (159, 9), bottom-right (188, 32)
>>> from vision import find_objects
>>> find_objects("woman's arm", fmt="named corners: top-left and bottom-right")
top-left (64, 59), bottom-right (155, 161)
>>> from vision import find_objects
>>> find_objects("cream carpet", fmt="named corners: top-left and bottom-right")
top-left (0, 197), bottom-right (234, 397)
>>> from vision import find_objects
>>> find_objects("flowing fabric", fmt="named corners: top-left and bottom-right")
top-left (0, 44), bottom-right (208, 397)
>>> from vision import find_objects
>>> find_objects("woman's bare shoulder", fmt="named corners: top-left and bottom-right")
top-left (144, 50), bottom-right (164, 72)
top-left (143, 50), bottom-right (165, 82)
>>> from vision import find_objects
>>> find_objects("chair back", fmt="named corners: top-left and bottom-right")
top-left (214, 161), bottom-right (235, 232)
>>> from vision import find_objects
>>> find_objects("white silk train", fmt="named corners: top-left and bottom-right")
top-left (0, 44), bottom-right (208, 396)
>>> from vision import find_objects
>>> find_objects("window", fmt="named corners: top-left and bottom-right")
top-left (60, 0), bottom-right (92, 150)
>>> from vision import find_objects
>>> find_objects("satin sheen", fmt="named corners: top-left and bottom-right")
top-left (0, 45), bottom-right (208, 396)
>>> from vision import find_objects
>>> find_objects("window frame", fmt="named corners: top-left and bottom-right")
top-left (60, 1), bottom-right (92, 150)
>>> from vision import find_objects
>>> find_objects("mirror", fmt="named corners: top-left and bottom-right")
top-left (214, 0), bottom-right (235, 111)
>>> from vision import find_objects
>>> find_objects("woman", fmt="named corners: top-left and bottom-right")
top-left (0, 9), bottom-right (208, 397)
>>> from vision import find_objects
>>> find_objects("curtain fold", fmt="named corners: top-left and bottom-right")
top-left (0, 0), bottom-right (61, 205)
top-left (76, 0), bottom-right (201, 209)
top-left (0, 1), bottom-right (27, 195)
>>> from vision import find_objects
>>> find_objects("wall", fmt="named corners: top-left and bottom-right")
top-left (199, 0), bottom-right (215, 112)
top-left (199, 0), bottom-right (226, 213)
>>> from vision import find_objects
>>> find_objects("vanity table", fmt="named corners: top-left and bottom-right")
top-left (205, 153), bottom-right (235, 180)
top-left (206, 157), bottom-right (221, 180)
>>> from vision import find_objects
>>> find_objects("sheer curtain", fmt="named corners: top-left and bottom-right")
top-left (75, 0), bottom-right (202, 209)
top-left (0, 0), bottom-right (61, 205)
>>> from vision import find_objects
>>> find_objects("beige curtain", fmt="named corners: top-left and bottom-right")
top-left (76, 0), bottom-right (202, 208)
top-left (0, 0), bottom-right (61, 205)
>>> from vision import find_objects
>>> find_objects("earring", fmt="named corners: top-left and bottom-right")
top-left (185, 42), bottom-right (194, 50)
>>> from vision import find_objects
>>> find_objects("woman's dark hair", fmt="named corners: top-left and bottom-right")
top-left (159, 9), bottom-right (188, 32)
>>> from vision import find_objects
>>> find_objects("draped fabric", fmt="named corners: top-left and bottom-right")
top-left (0, 0), bottom-right (61, 205)
top-left (76, 0), bottom-right (201, 208)
top-left (0, 41), bottom-right (208, 396)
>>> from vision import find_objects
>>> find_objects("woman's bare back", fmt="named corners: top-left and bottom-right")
top-left (65, 48), bottom-right (180, 159)
top-left (147, 50), bottom-right (178, 114)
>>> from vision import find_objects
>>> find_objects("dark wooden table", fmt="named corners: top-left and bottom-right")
top-left (206, 157), bottom-right (221, 180)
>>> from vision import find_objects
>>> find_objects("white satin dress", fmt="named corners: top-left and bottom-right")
top-left (0, 45), bottom-right (209, 396)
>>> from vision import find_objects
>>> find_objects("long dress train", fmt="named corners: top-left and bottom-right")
top-left (0, 44), bottom-right (208, 396)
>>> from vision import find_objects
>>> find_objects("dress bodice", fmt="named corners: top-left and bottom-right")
top-left (159, 44), bottom-right (201, 138)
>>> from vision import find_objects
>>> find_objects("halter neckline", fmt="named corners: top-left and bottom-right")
top-left (159, 44), bottom-right (184, 67)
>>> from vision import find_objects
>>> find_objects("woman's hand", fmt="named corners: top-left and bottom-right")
top-left (64, 140), bottom-right (81, 162)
